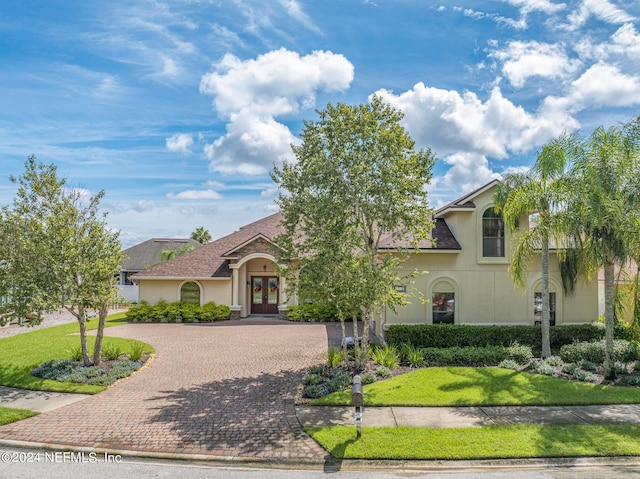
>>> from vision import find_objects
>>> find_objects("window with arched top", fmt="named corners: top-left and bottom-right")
top-left (432, 280), bottom-right (456, 324)
top-left (180, 282), bottom-right (201, 304)
top-left (482, 208), bottom-right (505, 257)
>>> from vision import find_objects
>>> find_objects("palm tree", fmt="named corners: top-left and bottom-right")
top-left (190, 226), bottom-right (211, 244)
top-left (566, 118), bottom-right (640, 379)
top-left (159, 244), bottom-right (194, 261)
top-left (494, 134), bottom-right (573, 358)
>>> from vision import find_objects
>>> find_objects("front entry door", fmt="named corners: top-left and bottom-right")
top-left (251, 276), bottom-right (279, 315)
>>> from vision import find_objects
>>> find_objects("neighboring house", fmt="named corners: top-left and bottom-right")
top-left (133, 180), bottom-right (599, 335)
top-left (119, 238), bottom-right (202, 303)
top-left (598, 260), bottom-right (639, 322)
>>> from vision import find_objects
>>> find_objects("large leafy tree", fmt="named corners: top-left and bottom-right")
top-left (272, 97), bottom-right (436, 368)
top-left (494, 134), bottom-right (573, 358)
top-left (566, 117), bottom-right (640, 380)
top-left (0, 157), bottom-right (123, 366)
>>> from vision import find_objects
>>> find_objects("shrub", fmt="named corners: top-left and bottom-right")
top-left (421, 346), bottom-right (509, 367)
top-left (31, 359), bottom-right (140, 386)
top-left (360, 373), bottom-right (376, 385)
top-left (532, 360), bottom-right (556, 376)
top-left (498, 359), bottom-right (520, 370)
top-left (287, 303), bottom-right (339, 322)
top-left (301, 373), bottom-right (324, 386)
top-left (307, 364), bottom-right (325, 375)
top-left (401, 343), bottom-right (425, 368)
top-left (573, 369), bottom-right (598, 383)
top-left (102, 343), bottom-right (122, 361)
top-left (545, 355), bottom-right (564, 367)
top-left (125, 300), bottom-right (230, 323)
top-left (376, 366), bottom-right (393, 378)
top-left (128, 341), bottom-right (146, 362)
top-left (562, 363), bottom-right (578, 375)
top-left (577, 359), bottom-right (597, 371)
top-left (303, 384), bottom-right (330, 399)
top-left (506, 342), bottom-right (533, 364)
top-left (560, 340), bottom-right (640, 364)
top-left (327, 347), bottom-right (345, 368)
top-left (387, 323), bottom-right (620, 351)
top-left (614, 361), bottom-right (628, 375)
top-left (628, 376), bottom-right (640, 387)
top-left (326, 368), bottom-right (352, 392)
top-left (67, 345), bottom-right (84, 361)
top-left (370, 345), bottom-right (399, 369)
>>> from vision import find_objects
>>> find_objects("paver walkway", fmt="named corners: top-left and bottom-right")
top-left (0, 319), bottom-right (337, 461)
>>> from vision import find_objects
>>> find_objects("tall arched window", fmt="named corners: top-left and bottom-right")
top-left (432, 280), bottom-right (456, 324)
top-left (482, 208), bottom-right (505, 257)
top-left (180, 282), bottom-right (201, 304)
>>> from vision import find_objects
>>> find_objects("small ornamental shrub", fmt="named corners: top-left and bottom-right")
top-left (614, 361), bottom-right (628, 375)
top-left (67, 346), bottom-right (84, 361)
top-left (301, 373), bottom-right (324, 386)
top-left (545, 355), bottom-right (564, 367)
top-left (125, 300), bottom-right (230, 323)
top-left (327, 347), bottom-right (345, 368)
top-left (577, 359), bottom-right (597, 371)
top-left (326, 368), bottom-right (352, 392)
top-left (560, 339), bottom-right (639, 364)
top-left (498, 359), bottom-right (520, 370)
top-left (287, 303), bottom-right (339, 322)
top-left (303, 384), bottom-right (330, 399)
top-left (506, 342), bottom-right (533, 364)
top-left (102, 343), bottom-right (122, 361)
top-left (401, 343), bottom-right (425, 368)
top-left (370, 345), bottom-right (399, 369)
top-left (376, 366), bottom-right (393, 378)
top-left (562, 363), bottom-right (578, 375)
top-left (634, 361), bottom-right (640, 372)
top-left (128, 341), bottom-right (146, 362)
top-left (573, 369), bottom-right (598, 383)
top-left (360, 373), bottom-right (376, 385)
top-left (532, 359), bottom-right (556, 376)
top-left (628, 376), bottom-right (640, 387)
top-left (31, 359), bottom-right (141, 386)
top-left (307, 364), bottom-right (325, 375)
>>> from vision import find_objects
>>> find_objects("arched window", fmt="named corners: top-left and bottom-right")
top-left (432, 280), bottom-right (456, 324)
top-left (482, 208), bottom-right (505, 257)
top-left (180, 282), bottom-right (201, 304)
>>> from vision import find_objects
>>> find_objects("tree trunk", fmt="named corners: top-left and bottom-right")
top-left (603, 257), bottom-right (616, 380)
top-left (361, 308), bottom-right (371, 366)
top-left (541, 235), bottom-right (551, 358)
top-left (92, 303), bottom-right (108, 366)
top-left (352, 313), bottom-right (361, 370)
top-left (77, 304), bottom-right (91, 366)
top-left (336, 306), bottom-right (348, 368)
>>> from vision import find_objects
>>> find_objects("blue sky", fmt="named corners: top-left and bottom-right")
top-left (2, 1), bottom-right (640, 247)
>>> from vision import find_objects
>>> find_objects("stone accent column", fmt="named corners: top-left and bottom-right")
top-left (230, 266), bottom-right (241, 319)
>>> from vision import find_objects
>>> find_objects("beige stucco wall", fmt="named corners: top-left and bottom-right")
top-left (378, 186), bottom-right (598, 334)
top-left (138, 279), bottom-right (231, 306)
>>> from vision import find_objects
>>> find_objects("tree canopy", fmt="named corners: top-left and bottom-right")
top-left (0, 156), bottom-right (123, 366)
top-left (272, 96), bottom-right (436, 367)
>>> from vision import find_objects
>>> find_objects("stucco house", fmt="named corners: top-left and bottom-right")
top-left (119, 238), bottom-right (201, 303)
top-left (133, 180), bottom-right (598, 334)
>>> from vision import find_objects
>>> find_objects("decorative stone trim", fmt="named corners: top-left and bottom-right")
top-left (229, 305), bottom-right (241, 321)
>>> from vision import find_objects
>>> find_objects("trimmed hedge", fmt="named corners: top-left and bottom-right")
top-left (126, 300), bottom-right (230, 323)
top-left (387, 323), bottom-right (627, 351)
top-left (287, 303), bottom-right (340, 322)
top-left (559, 340), bottom-right (640, 364)
top-left (421, 346), bottom-right (509, 367)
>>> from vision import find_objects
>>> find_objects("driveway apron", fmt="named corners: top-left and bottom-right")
top-left (0, 320), bottom-right (332, 460)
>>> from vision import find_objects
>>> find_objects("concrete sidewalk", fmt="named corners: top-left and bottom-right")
top-left (296, 403), bottom-right (640, 428)
top-left (0, 386), bottom-right (90, 413)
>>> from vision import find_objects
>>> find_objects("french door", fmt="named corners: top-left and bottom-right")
top-left (251, 276), bottom-right (279, 314)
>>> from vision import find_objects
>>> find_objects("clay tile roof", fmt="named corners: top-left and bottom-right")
top-left (133, 212), bottom-right (284, 279)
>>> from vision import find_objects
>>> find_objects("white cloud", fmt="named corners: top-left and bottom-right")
top-left (166, 133), bottom-right (194, 154)
top-left (490, 40), bottom-right (581, 88)
top-left (567, 0), bottom-right (635, 30)
top-left (576, 23), bottom-right (640, 62)
top-left (441, 152), bottom-right (500, 192)
top-left (166, 189), bottom-right (223, 200)
top-left (133, 200), bottom-right (156, 212)
top-left (200, 48), bottom-right (354, 175)
top-left (375, 83), bottom-right (566, 159)
top-left (568, 62), bottom-right (640, 108)
top-left (504, 0), bottom-right (566, 16)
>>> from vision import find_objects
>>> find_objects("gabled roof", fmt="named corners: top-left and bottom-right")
top-left (121, 238), bottom-right (202, 271)
top-left (221, 233), bottom-right (282, 258)
top-left (435, 179), bottom-right (500, 218)
top-left (133, 212), bottom-right (284, 279)
top-left (378, 218), bottom-right (461, 250)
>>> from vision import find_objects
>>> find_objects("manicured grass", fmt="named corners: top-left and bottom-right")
top-left (308, 424), bottom-right (640, 460)
top-left (0, 407), bottom-right (39, 426)
top-left (0, 312), bottom-right (154, 394)
top-left (311, 367), bottom-right (640, 406)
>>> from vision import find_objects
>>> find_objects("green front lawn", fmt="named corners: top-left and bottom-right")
top-left (0, 312), bottom-right (154, 394)
top-left (311, 367), bottom-right (640, 406)
top-left (0, 407), bottom-right (39, 426)
top-left (309, 424), bottom-right (640, 460)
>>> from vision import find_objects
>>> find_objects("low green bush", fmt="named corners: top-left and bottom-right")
top-left (287, 303), bottom-right (339, 322)
top-left (401, 343), bottom-right (425, 368)
top-left (370, 344), bottom-right (399, 369)
top-left (102, 343), bottom-right (122, 361)
top-left (125, 300), bottom-right (230, 323)
top-left (559, 339), bottom-right (640, 364)
top-left (498, 359), bottom-right (520, 370)
top-left (376, 366), bottom-right (393, 378)
top-left (506, 342), bottom-right (533, 364)
top-left (387, 323), bottom-right (626, 351)
top-left (327, 347), bottom-right (345, 368)
top-left (421, 346), bottom-right (509, 367)
top-left (31, 358), bottom-right (141, 386)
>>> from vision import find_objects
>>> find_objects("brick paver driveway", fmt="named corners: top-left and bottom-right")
top-left (0, 319), bottom-right (339, 461)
